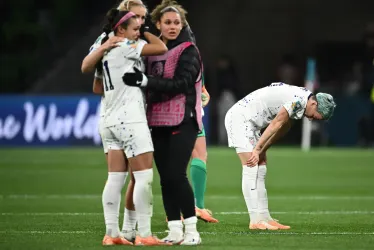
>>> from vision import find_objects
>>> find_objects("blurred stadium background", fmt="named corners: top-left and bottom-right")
top-left (1, 0), bottom-right (374, 249)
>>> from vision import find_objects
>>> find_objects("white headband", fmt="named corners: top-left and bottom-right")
top-left (160, 6), bottom-right (180, 14)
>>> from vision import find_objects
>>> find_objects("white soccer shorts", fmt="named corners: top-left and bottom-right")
top-left (103, 123), bottom-right (154, 158)
top-left (224, 107), bottom-right (261, 153)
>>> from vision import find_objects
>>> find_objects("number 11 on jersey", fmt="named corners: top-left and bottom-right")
top-left (103, 61), bottom-right (114, 91)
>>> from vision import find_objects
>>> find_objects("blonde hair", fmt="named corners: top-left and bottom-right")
top-left (117, 0), bottom-right (148, 13)
top-left (150, 0), bottom-right (188, 26)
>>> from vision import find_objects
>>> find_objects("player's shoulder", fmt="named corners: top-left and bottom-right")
top-left (89, 32), bottom-right (106, 53)
top-left (118, 38), bottom-right (147, 48)
top-left (292, 86), bottom-right (312, 100)
top-left (96, 32), bottom-right (106, 41)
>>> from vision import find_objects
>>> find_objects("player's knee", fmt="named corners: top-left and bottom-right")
top-left (258, 159), bottom-right (267, 165)
top-left (196, 152), bottom-right (207, 163)
top-left (160, 171), bottom-right (187, 185)
top-left (203, 151), bottom-right (208, 162)
top-left (259, 152), bottom-right (267, 165)
top-left (238, 151), bottom-right (252, 165)
top-left (128, 177), bottom-right (135, 186)
top-left (129, 172), bottom-right (135, 181)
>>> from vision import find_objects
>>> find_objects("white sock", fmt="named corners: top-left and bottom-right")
top-left (102, 172), bottom-right (127, 237)
top-left (133, 169), bottom-right (153, 238)
top-left (257, 165), bottom-right (271, 221)
top-left (122, 208), bottom-right (137, 232)
top-left (183, 216), bottom-right (198, 234)
top-left (168, 220), bottom-right (183, 234)
top-left (242, 165), bottom-right (259, 223)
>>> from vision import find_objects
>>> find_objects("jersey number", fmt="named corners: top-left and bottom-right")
top-left (103, 61), bottom-right (114, 91)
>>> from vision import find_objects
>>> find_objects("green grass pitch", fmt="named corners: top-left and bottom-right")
top-left (0, 147), bottom-right (373, 249)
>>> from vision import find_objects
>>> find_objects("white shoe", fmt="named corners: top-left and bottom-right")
top-left (180, 232), bottom-right (201, 245)
top-left (121, 229), bottom-right (137, 242)
top-left (162, 230), bottom-right (184, 245)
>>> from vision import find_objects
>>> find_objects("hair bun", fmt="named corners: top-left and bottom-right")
top-left (107, 8), bottom-right (119, 23)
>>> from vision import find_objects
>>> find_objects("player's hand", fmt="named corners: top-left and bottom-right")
top-left (247, 152), bottom-right (259, 167)
top-left (140, 25), bottom-right (150, 37)
top-left (201, 87), bottom-right (210, 107)
top-left (122, 67), bottom-right (148, 87)
top-left (102, 36), bottom-right (124, 51)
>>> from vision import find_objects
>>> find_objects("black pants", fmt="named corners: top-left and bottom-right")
top-left (151, 118), bottom-right (198, 221)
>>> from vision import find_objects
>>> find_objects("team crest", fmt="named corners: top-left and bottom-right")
top-left (151, 61), bottom-right (165, 77)
top-left (291, 101), bottom-right (301, 112)
top-left (127, 40), bottom-right (137, 48)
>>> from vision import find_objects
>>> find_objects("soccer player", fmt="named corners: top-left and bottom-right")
top-left (82, 8), bottom-right (169, 246)
top-left (84, 0), bottom-right (148, 244)
top-left (191, 76), bottom-right (219, 223)
top-left (225, 82), bottom-right (336, 230)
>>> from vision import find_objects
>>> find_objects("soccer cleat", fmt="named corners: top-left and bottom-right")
top-left (180, 232), bottom-right (202, 246)
top-left (162, 230), bottom-right (184, 245)
top-left (195, 207), bottom-right (219, 223)
top-left (268, 219), bottom-right (291, 230)
top-left (249, 221), bottom-right (278, 230)
top-left (135, 235), bottom-right (172, 246)
top-left (102, 235), bottom-right (133, 246)
top-left (121, 229), bottom-right (137, 242)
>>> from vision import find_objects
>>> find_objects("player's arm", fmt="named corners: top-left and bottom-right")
top-left (93, 78), bottom-right (104, 95)
top-left (140, 32), bottom-right (167, 56)
top-left (261, 119), bottom-right (293, 152)
top-left (81, 36), bottom-right (124, 73)
top-left (202, 85), bottom-right (210, 107)
top-left (122, 46), bottom-right (200, 93)
top-left (82, 47), bottom-right (106, 73)
top-left (92, 70), bottom-right (104, 95)
top-left (254, 107), bottom-right (290, 155)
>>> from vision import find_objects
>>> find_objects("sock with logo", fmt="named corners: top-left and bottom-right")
top-left (102, 172), bottom-right (127, 237)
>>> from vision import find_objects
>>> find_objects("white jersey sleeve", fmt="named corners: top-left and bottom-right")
top-left (283, 97), bottom-right (307, 120)
top-left (89, 32), bottom-right (106, 54)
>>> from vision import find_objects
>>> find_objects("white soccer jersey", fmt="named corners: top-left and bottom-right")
top-left (235, 82), bottom-right (312, 130)
top-left (102, 38), bottom-right (148, 127)
top-left (89, 32), bottom-right (106, 54)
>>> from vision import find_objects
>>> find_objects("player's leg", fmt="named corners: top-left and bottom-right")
top-left (102, 126), bottom-right (133, 245)
top-left (123, 123), bottom-right (170, 246)
top-left (224, 108), bottom-right (277, 231)
top-left (191, 128), bottom-right (207, 210)
top-left (121, 166), bottom-right (138, 241)
top-left (152, 127), bottom-right (184, 245)
top-left (237, 149), bottom-right (277, 231)
top-left (257, 151), bottom-right (290, 230)
top-left (102, 123), bottom-right (137, 241)
top-left (165, 119), bottom-right (201, 245)
top-left (190, 128), bottom-right (218, 223)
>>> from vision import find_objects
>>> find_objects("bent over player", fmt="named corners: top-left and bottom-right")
top-left (225, 82), bottom-right (336, 230)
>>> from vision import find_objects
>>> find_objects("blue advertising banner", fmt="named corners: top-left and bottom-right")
top-left (0, 95), bottom-right (102, 146)
top-left (0, 95), bottom-right (211, 147)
